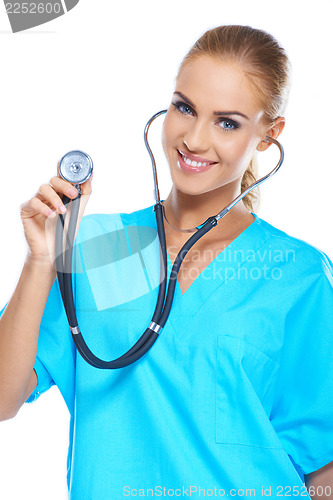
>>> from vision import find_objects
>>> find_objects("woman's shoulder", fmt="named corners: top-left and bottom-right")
top-left (81, 203), bottom-right (155, 225)
top-left (253, 212), bottom-right (333, 279)
top-left (76, 206), bottom-right (332, 280)
top-left (75, 204), bottom-right (156, 246)
top-left (78, 204), bottom-right (155, 230)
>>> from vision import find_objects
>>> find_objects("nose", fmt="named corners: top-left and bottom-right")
top-left (183, 119), bottom-right (211, 153)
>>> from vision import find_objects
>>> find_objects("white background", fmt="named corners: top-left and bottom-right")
top-left (0, 0), bottom-right (332, 498)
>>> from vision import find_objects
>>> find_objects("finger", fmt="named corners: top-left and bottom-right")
top-left (49, 175), bottom-right (81, 200)
top-left (79, 173), bottom-right (93, 196)
top-left (21, 196), bottom-right (57, 220)
top-left (38, 183), bottom-right (68, 215)
top-left (51, 174), bottom-right (93, 198)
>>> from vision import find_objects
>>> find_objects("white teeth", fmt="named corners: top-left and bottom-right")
top-left (180, 151), bottom-right (211, 168)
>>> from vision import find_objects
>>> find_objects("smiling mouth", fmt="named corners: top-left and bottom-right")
top-left (178, 150), bottom-right (217, 167)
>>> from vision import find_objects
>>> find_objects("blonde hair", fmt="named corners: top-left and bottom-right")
top-left (178, 25), bottom-right (291, 211)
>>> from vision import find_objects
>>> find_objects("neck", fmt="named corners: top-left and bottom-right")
top-left (162, 182), bottom-right (254, 237)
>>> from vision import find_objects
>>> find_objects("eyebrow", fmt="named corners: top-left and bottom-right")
top-left (173, 91), bottom-right (250, 120)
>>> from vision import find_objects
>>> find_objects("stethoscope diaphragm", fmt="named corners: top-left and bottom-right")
top-left (59, 150), bottom-right (93, 185)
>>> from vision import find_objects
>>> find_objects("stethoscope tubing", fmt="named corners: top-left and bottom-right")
top-left (55, 110), bottom-right (284, 369)
top-left (56, 202), bottom-right (170, 368)
top-left (56, 198), bottom-right (218, 368)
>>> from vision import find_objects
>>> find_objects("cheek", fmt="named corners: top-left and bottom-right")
top-left (162, 110), bottom-right (186, 150)
top-left (161, 113), bottom-right (175, 155)
top-left (215, 131), bottom-right (256, 166)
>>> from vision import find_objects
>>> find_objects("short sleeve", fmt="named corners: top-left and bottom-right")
top-left (25, 357), bottom-right (54, 403)
top-left (270, 252), bottom-right (333, 475)
top-left (0, 277), bottom-right (76, 412)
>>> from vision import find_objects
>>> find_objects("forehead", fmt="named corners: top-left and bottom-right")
top-left (176, 55), bottom-right (263, 116)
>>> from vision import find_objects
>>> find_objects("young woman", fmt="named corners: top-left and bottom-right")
top-left (1, 25), bottom-right (332, 499)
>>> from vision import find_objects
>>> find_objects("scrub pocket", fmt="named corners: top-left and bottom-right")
top-left (215, 335), bottom-right (281, 448)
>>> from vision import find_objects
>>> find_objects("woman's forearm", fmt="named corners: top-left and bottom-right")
top-left (0, 255), bottom-right (56, 419)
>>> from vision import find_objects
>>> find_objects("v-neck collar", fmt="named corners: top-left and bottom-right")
top-left (163, 211), bottom-right (272, 317)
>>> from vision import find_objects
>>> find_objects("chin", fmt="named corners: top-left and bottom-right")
top-left (171, 177), bottom-right (217, 198)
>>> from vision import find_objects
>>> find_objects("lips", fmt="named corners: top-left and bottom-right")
top-left (177, 150), bottom-right (218, 173)
top-left (178, 150), bottom-right (217, 166)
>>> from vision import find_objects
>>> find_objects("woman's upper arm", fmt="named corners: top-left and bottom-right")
top-left (8, 369), bottom-right (38, 418)
top-left (23, 369), bottom-right (38, 403)
top-left (304, 461), bottom-right (333, 495)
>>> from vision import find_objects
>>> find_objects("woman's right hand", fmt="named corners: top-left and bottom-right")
top-left (20, 168), bottom-right (93, 269)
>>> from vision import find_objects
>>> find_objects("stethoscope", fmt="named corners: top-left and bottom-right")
top-left (55, 109), bottom-right (284, 369)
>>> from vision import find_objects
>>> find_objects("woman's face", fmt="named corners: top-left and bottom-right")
top-left (162, 55), bottom-right (269, 197)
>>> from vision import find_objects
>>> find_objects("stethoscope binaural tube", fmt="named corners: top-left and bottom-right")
top-left (55, 113), bottom-right (285, 369)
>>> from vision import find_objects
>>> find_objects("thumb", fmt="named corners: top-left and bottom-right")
top-left (80, 172), bottom-right (93, 196)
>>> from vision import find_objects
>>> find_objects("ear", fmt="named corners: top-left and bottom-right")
top-left (257, 117), bottom-right (286, 152)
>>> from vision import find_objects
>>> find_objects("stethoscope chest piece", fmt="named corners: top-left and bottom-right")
top-left (59, 150), bottom-right (93, 185)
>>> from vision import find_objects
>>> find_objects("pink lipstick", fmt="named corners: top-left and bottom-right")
top-left (177, 150), bottom-right (218, 173)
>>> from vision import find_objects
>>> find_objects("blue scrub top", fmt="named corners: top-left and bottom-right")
top-left (1, 204), bottom-right (333, 499)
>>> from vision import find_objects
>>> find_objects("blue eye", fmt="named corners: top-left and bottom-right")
top-left (218, 118), bottom-right (240, 131)
top-left (172, 101), bottom-right (194, 116)
top-left (172, 101), bottom-right (240, 132)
